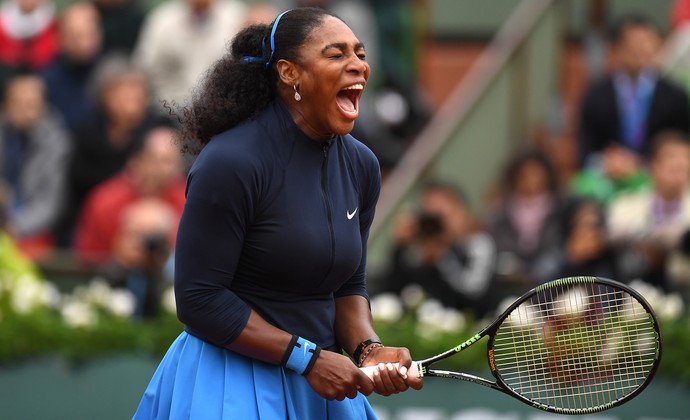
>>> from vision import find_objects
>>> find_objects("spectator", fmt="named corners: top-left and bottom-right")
top-left (0, 0), bottom-right (59, 88)
top-left (42, 2), bottom-right (103, 134)
top-left (57, 54), bottom-right (165, 246)
top-left (569, 143), bottom-right (651, 206)
top-left (0, 74), bottom-right (71, 259)
top-left (378, 181), bottom-right (495, 317)
top-left (578, 14), bottom-right (690, 166)
top-left (533, 197), bottom-right (622, 283)
top-left (74, 126), bottom-right (186, 264)
top-left (132, 0), bottom-right (248, 105)
top-left (108, 197), bottom-right (178, 318)
top-left (487, 150), bottom-right (567, 296)
top-left (608, 131), bottom-right (690, 290)
top-left (92, 0), bottom-right (145, 56)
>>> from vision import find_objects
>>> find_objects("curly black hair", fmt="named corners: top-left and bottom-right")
top-left (171, 7), bottom-right (337, 154)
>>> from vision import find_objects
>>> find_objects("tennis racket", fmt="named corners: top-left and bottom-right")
top-left (361, 276), bottom-right (662, 415)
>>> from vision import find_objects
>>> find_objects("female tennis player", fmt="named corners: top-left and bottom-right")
top-left (133, 7), bottom-right (422, 419)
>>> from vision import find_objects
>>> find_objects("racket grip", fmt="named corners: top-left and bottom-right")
top-left (360, 361), bottom-right (422, 381)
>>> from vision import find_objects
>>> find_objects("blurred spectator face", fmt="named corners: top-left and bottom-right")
top-left (128, 128), bottom-right (182, 195)
top-left (112, 198), bottom-right (175, 269)
top-left (186, 0), bottom-right (213, 13)
top-left (101, 73), bottom-right (148, 128)
top-left (242, 4), bottom-right (278, 27)
top-left (2, 76), bottom-right (45, 130)
top-left (615, 24), bottom-right (662, 76)
top-left (650, 140), bottom-right (690, 200)
top-left (513, 160), bottom-right (550, 198)
top-left (421, 187), bottom-right (471, 238)
top-left (567, 202), bottom-right (606, 262)
top-left (16, 0), bottom-right (43, 13)
top-left (60, 3), bottom-right (102, 64)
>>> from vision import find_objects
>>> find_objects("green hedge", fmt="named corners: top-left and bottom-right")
top-left (1, 276), bottom-right (688, 384)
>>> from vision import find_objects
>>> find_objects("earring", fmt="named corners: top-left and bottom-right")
top-left (293, 85), bottom-right (301, 102)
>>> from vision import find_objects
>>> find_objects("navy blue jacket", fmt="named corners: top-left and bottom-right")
top-left (175, 100), bottom-right (381, 351)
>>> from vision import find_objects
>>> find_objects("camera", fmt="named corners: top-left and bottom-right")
top-left (416, 212), bottom-right (444, 239)
top-left (143, 234), bottom-right (169, 256)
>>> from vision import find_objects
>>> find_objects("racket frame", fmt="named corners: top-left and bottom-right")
top-left (413, 276), bottom-right (663, 415)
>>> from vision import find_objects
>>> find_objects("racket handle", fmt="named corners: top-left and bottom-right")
top-left (360, 361), bottom-right (422, 381)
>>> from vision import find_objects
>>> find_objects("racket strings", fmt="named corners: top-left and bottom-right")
top-left (491, 283), bottom-right (659, 411)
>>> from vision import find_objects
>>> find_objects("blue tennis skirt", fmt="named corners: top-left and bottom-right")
top-left (133, 332), bottom-right (377, 419)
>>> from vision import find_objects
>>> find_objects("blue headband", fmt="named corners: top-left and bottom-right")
top-left (241, 9), bottom-right (292, 69)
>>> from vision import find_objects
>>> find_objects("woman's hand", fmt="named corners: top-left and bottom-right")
top-left (360, 346), bottom-right (424, 396)
top-left (305, 350), bottom-right (374, 401)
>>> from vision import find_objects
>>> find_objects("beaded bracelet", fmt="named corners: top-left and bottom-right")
top-left (281, 335), bottom-right (321, 375)
top-left (352, 338), bottom-right (383, 367)
top-left (358, 342), bottom-right (383, 367)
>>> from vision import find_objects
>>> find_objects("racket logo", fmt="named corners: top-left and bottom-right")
top-left (488, 349), bottom-right (495, 372)
top-left (453, 333), bottom-right (481, 353)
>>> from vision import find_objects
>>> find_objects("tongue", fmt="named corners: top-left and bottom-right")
top-left (336, 92), bottom-right (356, 113)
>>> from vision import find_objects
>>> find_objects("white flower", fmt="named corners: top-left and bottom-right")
top-left (438, 308), bottom-right (466, 333)
top-left (370, 293), bottom-right (403, 323)
top-left (400, 284), bottom-right (426, 309)
top-left (629, 279), bottom-right (664, 313)
top-left (553, 286), bottom-right (589, 317)
top-left (161, 287), bottom-right (176, 315)
top-left (494, 296), bottom-right (519, 317)
top-left (84, 278), bottom-right (113, 307)
top-left (10, 278), bottom-right (61, 314)
top-left (505, 302), bottom-right (541, 329)
top-left (106, 289), bottom-right (136, 318)
top-left (61, 299), bottom-right (97, 328)
top-left (657, 292), bottom-right (685, 321)
top-left (414, 299), bottom-right (466, 337)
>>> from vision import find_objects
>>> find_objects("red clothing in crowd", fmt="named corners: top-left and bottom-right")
top-left (74, 171), bottom-right (186, 263)
top-left (672, 0), bottom-right (690, 29)
top-left (0, 20), bottom-right (59, 70)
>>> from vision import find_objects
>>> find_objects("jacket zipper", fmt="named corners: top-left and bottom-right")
top-left (320, 141), bottom-right (335, 284)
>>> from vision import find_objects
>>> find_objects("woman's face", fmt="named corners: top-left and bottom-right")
top-left (514, 160), bottom-right (550, 198)
top-left (102, 75), bottom-right (149, 128)
top-left (287, 16), bottom-right (370, 138)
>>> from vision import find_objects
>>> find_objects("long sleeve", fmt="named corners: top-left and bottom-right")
top-left (174, 139), bottom-right (259, 347)
top-left (13, 115), bottom-right (71, 237)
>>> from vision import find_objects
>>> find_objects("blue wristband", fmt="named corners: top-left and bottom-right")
top-left (281, 335), bottom-right (320, 375)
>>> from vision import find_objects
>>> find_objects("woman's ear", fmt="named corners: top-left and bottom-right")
top-left (276, 59), bottom-right (300, 86)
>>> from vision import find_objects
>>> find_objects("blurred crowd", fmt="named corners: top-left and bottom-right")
top-left (3, 0), bottom-right (690, 322)
top-left (0, 0), bottom-right (429, 317)
top-left (373, 5), bottom-right (690, 318)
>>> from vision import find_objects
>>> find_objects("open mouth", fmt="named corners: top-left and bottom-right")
top-left (336, 83), bottom-right (364, 118)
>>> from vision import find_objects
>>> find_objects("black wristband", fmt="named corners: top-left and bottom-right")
top-left (302, 346), bottom-right (321, 376)
top-left (280, 335), bottom-right (299, 367)
top-left (352, 338), bottom-right (382, 365)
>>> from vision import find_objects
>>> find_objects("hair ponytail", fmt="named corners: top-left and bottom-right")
top-left (173, 24), bottom-right (273, 153)
top-left (173, 7), bottom-right (336, 154)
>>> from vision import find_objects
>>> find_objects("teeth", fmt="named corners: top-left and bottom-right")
top-left (342, 84), bottom-right (363, 90)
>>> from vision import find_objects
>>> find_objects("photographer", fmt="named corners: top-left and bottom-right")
top-left (72, 125), bottom-right (186, 317)
top-left (378, 181), bottom-right (496, 317)
top-left (108, 198), bottom-right (176, 318)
